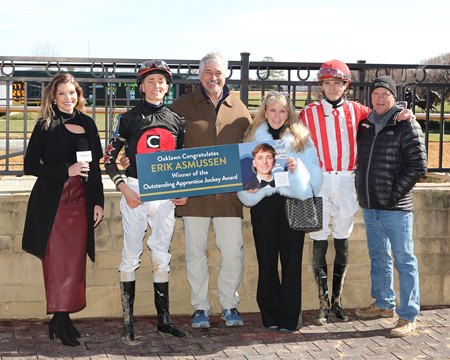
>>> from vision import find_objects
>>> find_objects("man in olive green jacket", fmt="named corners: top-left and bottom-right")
top-left (171, 51), bottom-right (252, 328)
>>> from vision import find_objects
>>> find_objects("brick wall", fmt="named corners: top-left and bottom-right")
top-left (0, 180), bottom-right (448, 320)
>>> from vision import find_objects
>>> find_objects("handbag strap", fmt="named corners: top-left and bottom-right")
top-left (309, 183), bottom-right (317, 199)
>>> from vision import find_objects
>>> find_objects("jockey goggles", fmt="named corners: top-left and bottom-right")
top-left (137, 60), bottom-right (172, 84)
top-left (318, 68), bottom-right (351, 82)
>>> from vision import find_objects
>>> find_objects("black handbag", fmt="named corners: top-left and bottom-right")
top-left (285, 191), bottom-right (323, 233)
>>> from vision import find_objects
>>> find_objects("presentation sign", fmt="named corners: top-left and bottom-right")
top-left (136, 140), bottom-right (288, 201)
top-left (136, 144), bottom-right (242, 201)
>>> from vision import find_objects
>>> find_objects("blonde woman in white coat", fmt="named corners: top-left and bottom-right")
top-left (238, 91), bottom-right (322, 332)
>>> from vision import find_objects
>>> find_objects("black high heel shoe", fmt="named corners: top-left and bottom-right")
top-left (49, 312), bottom-right (80, 347)
top-left (65, 316), bottom-right (81, 338)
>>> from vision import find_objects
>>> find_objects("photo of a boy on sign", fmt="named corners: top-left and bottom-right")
top-left (240, 140), bottom-right (288, 191)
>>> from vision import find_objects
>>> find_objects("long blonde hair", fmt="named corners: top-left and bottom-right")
top-left (39, 73), bottom-right (86, 129)
top-left (244, 91), bottom-right (310, 152)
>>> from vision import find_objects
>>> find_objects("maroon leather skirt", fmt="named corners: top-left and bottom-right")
top-left (42, 176), bottom-right (88, 313)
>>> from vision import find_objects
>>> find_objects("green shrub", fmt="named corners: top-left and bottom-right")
top-left (417, 119), bottom-right (450, 134)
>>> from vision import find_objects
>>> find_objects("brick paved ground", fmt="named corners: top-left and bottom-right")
top-left (0, 307), bottom-right (449, 359)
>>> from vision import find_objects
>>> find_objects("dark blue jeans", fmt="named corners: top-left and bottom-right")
top-left (362, 209), bottom-right (420, 322)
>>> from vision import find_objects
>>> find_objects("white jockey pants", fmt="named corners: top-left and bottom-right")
top-left (309, 171), bottom-right (359, 241)
top-left (119, 177), bottom-right (175, 283)
top-left (183, 216), bottom-right (243, 312)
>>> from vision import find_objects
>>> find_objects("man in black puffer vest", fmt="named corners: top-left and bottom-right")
top-left (354, 76), bottom-right (427, 337)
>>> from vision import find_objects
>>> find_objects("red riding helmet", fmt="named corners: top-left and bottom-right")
top-left (318, 60), bottom-right (351, 84)
top-left (137, 59), bottom-right (172, 85)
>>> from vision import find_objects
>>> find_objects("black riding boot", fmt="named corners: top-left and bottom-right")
top-left (313, 265), bottom-right (330, 325)
top-left (154, 282), bottom-right (186, 337)
top-left (330, 263), bottom-right (350, 322)
top-left (330, 238), bottom-right (349, 322)
top-left (120, 281), bottom-right (135, 341)
top-left (313, 241), bottom-right (329, 326)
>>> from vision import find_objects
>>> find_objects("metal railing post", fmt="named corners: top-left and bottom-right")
top-left (357, 60), bottom-right (366, 105)
top-left (240, 52), bottom-right (250, 106)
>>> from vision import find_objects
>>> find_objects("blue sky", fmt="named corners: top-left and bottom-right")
top-left (2, 0), bottom-right (448, 64)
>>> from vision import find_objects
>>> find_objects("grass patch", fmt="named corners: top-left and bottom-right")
top-left (0, 112), bottom-right (39, 121)
top-left (427, 133), bottom-right (450, 141)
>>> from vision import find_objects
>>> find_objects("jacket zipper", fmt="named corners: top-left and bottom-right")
top-left (364, 118), bottom-right (397, 208)
top-left (365, 133), bottom-right (376, 209)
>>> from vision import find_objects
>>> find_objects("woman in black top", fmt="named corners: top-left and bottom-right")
top-left (22, 73), bottom-right (104, 346)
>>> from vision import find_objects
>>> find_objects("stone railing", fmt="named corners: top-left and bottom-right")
top-left (0, 177), bottom-right (448, 320)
